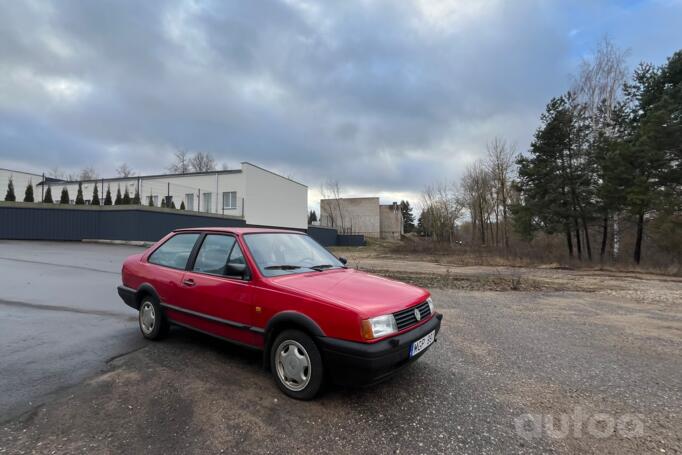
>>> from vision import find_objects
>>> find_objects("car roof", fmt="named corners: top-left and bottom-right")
top-left (173, 227), bottom-right (305, 235)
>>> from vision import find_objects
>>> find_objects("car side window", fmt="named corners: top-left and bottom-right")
top-left (148, 233), bottom-right (200, 270)
top-left (193, 235), bottom-right (236, 275)
top-left (228, 242), bottom-right (245, 265)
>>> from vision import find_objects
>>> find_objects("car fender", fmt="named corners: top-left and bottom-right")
top-left (262, 310), bottom-right (326, 369)
top-left (136, 283), bottom-right (161, 307)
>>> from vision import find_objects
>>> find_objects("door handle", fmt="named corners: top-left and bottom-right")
top-left (182, 279), bottom-right (196, 287)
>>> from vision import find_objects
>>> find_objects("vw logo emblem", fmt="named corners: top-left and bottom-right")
top-left (414, 308), bottom-right (421, 321)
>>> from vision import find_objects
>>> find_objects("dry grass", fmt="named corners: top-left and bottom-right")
top-left (335, 236), bottom-right (682, 277)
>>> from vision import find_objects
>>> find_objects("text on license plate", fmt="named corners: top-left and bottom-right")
top-left (410, 330), bottom-right (435, 357)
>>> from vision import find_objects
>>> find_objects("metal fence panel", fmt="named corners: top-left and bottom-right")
top-left (0, 204), bottom-right (362, 246)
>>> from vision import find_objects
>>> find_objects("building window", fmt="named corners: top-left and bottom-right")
top-left (222, 191), bottom-right (237, 210)
top-left (185, 193), bottom-right (194, 211)
top-left (202, 192), bottom-right (212, 213)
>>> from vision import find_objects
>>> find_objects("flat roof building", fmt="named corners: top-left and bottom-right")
top-left (0, 162), bottom-right (307, 229)
top-left (319, 197), bottom-right (403, 240)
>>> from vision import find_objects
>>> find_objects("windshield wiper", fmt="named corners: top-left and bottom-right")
top-left (264, 264), bottom-right (303, 270)
top-left (309, 264), bottom-right (335, 271)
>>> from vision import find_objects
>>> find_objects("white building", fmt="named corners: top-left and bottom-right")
top-left (1, 162), bottom-right (308, 229)
top-left (0, 168), bottom-right (43, 200)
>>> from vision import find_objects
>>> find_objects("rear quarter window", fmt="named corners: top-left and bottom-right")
top-left (148, 233), bottom-right (200, 270)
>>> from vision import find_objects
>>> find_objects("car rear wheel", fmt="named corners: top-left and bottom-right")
top-left (138, 295), bottom-right (169, 340)
top-left (271, 330), bottom-right (323, 400)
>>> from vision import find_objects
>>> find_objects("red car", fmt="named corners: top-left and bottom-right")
top-left (117, 228), bottom-right (442, 399)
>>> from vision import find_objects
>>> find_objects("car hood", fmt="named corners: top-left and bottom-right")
top-left (268, 268), bottom-right (429, 317)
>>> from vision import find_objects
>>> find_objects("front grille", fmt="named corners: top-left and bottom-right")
top-left (393, 301), bottom-right (431, 331)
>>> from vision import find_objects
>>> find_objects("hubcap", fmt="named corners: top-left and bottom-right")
top-left (140, 301), bottom-right (156, 335)
top-left (275, 340), bottom-right (311, 392)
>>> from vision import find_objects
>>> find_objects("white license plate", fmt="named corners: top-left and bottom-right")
top-left (410, 330), bottom-right (435, 357)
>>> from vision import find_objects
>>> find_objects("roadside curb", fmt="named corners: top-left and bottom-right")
top-left (82, 239), bottom-right (154, 248)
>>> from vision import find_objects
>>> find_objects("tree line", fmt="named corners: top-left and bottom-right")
top-left (3, 177), bottom-right (191, 209)
top-left (418, 40), bottom-right (681, 265)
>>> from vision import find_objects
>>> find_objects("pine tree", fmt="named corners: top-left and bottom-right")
top-left (515, 94), bottom-right (594, 259)
top-left (171, 201), bottom-right (176, 209)
top-left (43, 186), bottom-right (53, 203)
top-left (400, 201), bottom-right (415, 233)
top-left (91, 184), bottom-right (100, 206)
top-left (4, 177), bottom-right (16, 201)
top-left (103, 185), bottom-right (112, 205)
top-left (161, 197), bottom-right (167, 208)
top-left (609, 53), bottom-right (682, 264)
top-left (308, 209), bottom-right (318, 224)
top-left (114, 187), bottom-right (122, 205)
top-left (132, 188), bottom-right (141, 205)
top-left (24, 182), bottom-right (34, 202)
top-left (60, 187), bottom-right (70, 204)
top-left (180, 201), bottom-right (186, 210)
top-left (75, 182), bottom-right (85, 205)
top-left (148, 195), bottom-right (155, 207)
top-left (122, 188), bottom-right (131, 205)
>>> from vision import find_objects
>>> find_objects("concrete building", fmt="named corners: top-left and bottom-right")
top-left (1, 162), bottom-right (308, 229)
top-left (319, 197), bottom-right (403, 240)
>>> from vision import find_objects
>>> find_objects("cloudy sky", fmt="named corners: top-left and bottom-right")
top-left (1, 0), bottom-right (681, 210)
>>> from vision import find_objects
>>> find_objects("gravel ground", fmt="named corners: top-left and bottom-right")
top-left (2, 286), bottom-right (680, 454)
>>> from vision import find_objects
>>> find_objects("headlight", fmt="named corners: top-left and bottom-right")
top-left (427, 296), bottom-right (434, 314)
top-left (360, 314), bottom-right (398, 340)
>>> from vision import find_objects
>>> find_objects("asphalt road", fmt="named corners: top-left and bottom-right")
top-left (1, 241), bottom-right (680, 454)
top-left (0, 240), bottom-right (145, 419)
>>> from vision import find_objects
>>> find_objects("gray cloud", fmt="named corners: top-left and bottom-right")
top-left (1, 0), bottom-right (681, 204)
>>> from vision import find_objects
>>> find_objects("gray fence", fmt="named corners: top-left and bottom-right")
top-left (0, 203), bottom-right (245, 242)
top-left (0, 203), bottom-right (364, 246)
top-left (307, 225), bottom-right (365, 247)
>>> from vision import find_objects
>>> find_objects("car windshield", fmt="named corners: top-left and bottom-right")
top-left (243, 233), bottom-right (343, 277)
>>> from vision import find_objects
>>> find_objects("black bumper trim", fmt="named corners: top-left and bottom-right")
top-left (117, 285), bottom-right (138, 310)
top-left (317, 313), bottom-right (442, 386)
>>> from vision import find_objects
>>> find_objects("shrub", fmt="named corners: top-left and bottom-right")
top-left (24, 182), bottom-right (34, 202)
top-left (75, 182), bottom-right (85, 205)
top-left (4, 177), bottom-right (16, 201)
top-left (43, 186), bottom-right (53, 203)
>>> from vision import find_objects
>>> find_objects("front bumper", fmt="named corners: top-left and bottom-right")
top-left (316, 313), bottom-right (442, 386)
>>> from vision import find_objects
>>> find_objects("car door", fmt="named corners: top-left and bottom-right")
top-left (145, 232), bottom-right (201, 309)
top-left (178, 234), bottom-right (256, 346)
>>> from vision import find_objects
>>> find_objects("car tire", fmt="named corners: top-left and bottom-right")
top-left (270, 329), bottom-right (324, 400)
top-left (138, 295), bottom-right (170, 340)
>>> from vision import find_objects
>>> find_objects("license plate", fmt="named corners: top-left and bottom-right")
top-left (410, 330), bottom-right (435, 357)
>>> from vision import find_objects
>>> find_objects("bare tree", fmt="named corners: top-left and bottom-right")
top-left (116, 163), bottom-right (135, 178)
top-left (168, 150), bottom-right (191, 174)
top-left (420, 182), bottom-right (462, 242)
top-left (571, 36), bottom-right (629, 260)
top-left (79, 166), bottom-right (98, 181)
top-left (320, 180), bottom-right (347, 233)
top-left (485, 138), bottom-right (517, 250)
top-left (572, 35), bottom-right (629, 126)
top-left (48, 167), bottom-right (65, 180)
top-left (461, 161), bottom-right (494, 245)
top-left (189, 152), bottom-right (217, 172)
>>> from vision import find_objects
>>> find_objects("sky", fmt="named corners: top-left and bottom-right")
top-left (1, 0), bottom-right (681, 211)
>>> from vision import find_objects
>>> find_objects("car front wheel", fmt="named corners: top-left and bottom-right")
top-left (138, 295), bottom-right (169, 340)
top-left (270, 330), bottom-right (324, 400)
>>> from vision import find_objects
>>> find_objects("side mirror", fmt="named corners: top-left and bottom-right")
top-left (225, 262), bottom-right (248, 278)
top-left (338, 256), bottom-right (348, 265)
